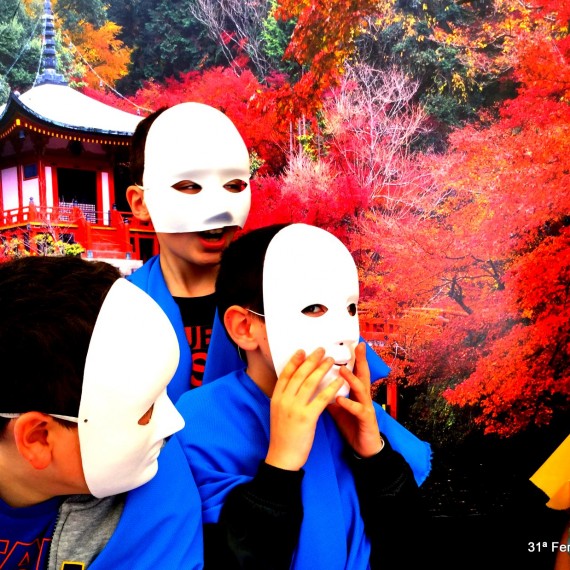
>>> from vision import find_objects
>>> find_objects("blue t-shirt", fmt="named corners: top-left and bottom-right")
top-left (0, 496), bottom-right (61, 569)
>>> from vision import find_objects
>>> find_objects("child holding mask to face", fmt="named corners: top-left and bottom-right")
top-left (176, 223), bottom-right (432, 570)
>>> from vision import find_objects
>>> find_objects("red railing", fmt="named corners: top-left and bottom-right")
top-left (0, 203), bottom-right (155, 259)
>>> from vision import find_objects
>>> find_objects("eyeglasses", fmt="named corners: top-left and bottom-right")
top-left (0, 412), bottom-right (79, 423)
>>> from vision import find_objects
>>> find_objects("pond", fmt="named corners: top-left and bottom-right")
top-left (418, 430), bottom-right (569, 570)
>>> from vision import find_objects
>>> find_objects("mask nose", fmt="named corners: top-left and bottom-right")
top-left (153, 390), bottom-right (185, 441)
top-left (329, 341), bottom-right (354, 362)
top-left (204, 211), bottom-right (234, 225)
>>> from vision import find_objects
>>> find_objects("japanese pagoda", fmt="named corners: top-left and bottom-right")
top-left (0, 0), bottom-right (158, 273)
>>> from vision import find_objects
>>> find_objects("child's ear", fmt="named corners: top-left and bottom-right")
top-left (126, 184), bottom-right (151, 222)
top-left (224, 306), bottom-right (260, 351)
top-left (13, 413), bottom-right (55, 470)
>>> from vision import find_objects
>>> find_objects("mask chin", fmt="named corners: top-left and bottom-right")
top-left (85, 453), bottom-right (159, 498)
top-left (315, 346), bottom-right (356, 399)
top-left (316, 371), bottom-right (351, 401)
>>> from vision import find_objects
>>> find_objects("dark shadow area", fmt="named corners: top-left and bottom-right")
top-left (418, 418), bottom-right (569, 569)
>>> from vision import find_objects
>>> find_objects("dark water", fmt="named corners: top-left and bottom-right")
top-left (418, 434), bottom-right (569, 570)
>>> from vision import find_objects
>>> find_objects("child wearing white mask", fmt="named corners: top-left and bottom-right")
top-left (126, 102), bottom-right (251, 400)
top-left (0, 256), bottom-right (203, 569)
top-left (126, 103), bottom-right (396, 408)
top-left (175, 223), bottom-right (432, 570)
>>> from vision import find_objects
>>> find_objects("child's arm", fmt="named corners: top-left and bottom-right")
top-left (204, 462), bottom-right (304, 570)
top-left (328, 342), bottom-right (427, 568)
top-left (204, 349), bottom-right (344, 570)
top-left (348, 436), bottom-right (426, 569)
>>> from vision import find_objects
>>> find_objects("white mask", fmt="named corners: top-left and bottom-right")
top-left (141, 102), bottom-right (251, 233)
top-left (263, 224), bottom-right (360, 399)
top-left (79, 279), bottom-right (184, 498)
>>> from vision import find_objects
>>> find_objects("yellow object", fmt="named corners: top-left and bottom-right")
top-left (530, 435), bottom-right (570, 510)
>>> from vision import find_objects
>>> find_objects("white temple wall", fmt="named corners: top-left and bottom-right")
top-left (45, 166), bottom-right (54, 208)
top-left (101, 171), bottom-right (110, 225)
top-left (1, 167), bottom-right (19, 213)
top-left (22, 177), bottom-right (40, 206)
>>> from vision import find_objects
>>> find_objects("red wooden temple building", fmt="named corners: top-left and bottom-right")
top-left (0, 0), bottom-right (158, 274)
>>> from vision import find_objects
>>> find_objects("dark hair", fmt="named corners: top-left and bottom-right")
top-left (215, 224), bottom-right (290, 327)
top-left (129, 106), bottom-right (168, 185)
top-left (0, 257), bottom-right (121, 434)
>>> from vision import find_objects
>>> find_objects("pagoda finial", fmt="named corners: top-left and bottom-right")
top-left (36, 0), bottom-right (68, 86)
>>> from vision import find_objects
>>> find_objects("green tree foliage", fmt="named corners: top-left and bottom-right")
top-left (108, 0), bottom-right (224, 93)
top-left (260, 0), bottom-right (299, 79)
top-left (54, 0), bottom-right (107, 30)
top-left (0, 0), bottom-right (111, 103)
top-left (356, 0), bottom-right (504, 137)
top-left (0, 1), bottom-right (42, 102)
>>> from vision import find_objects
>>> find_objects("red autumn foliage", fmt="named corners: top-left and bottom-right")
top-left (416, 25), bottom-right (570, 435)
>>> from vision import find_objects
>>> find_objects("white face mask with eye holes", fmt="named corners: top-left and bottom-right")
top-left (263, 224), bottom-right (360, 399)
top-left (0, 280), bottom-right (184, 498)
top-left (78, 279), bottom-right (184, 498)
top-left (141, 102), bottom-right (251, 233)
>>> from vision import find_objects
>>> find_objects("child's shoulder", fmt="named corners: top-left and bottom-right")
top-left (175, 368), bottom-right (268, 444)
top-left (176, 369), bottom-right (247, 415)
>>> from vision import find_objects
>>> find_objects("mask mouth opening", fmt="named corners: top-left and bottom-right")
top-left (198, 226), bottom-right (235, 238)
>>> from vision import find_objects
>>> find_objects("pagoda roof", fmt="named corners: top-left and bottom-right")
top-left (0, 83), bottom-right (142, 140)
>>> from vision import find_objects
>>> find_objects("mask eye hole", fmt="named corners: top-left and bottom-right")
top-left (138, 405), bottom-right (154, 426)
top-left (302, 304), bottom-right (328, 317)
top-left (224, 179), bottom-right (248, 193)
top-left (172, 180), bottom-right (202, 194)
top-left (347, 303), bottom-right (357, 316)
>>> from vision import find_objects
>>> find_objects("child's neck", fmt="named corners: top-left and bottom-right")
top-left (246, 356), bottom-right (278, 398)
top-left (0, 459), bottom-right (47, 508)
top-left (159, 255), bottom-right (217, 297)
